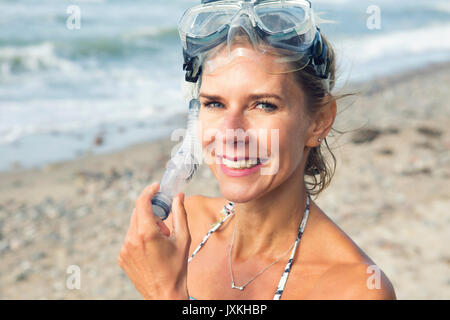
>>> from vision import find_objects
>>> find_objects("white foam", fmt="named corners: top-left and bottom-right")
top-left (313, 0), bottom-right (350, 4)
top-left (343, 23), bottom-right (450, 63)
top-left (122, 26), bottom-right (178, 40)
top-left (0, 42), bottom-right (80, 76)
top-left (0, 69), bottom-right (184, 145)
top-left (329, 22), bottom-right (450, 87)
top-left (433, 1), bottom-right (450, 13)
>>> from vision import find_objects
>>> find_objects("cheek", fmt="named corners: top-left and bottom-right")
top-left (276, 132), bottom-right (299, 163)
top-left (276, 118), bottom-right (307, 163)
top-left (197, 113), bottom-right (212, 147)
top-left (197, 114), bottom-right (218, 164)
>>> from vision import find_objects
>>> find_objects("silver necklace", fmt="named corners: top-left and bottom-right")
top-left (228, 200), bottom-right (306, 291)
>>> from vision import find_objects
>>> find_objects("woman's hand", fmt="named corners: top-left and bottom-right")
top-left (117, 182), bottom-right (191, 300)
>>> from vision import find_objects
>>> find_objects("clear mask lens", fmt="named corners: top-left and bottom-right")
top-left (255, 3), bottom-right (309, 33)
top-left (201, 38), bottom-right (311, 77)
top-left (190, 7), bottom-right (238, 37)
top-left (179, 1), bottom-right (315, 54)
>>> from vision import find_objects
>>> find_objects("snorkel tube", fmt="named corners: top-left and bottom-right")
top-left (150, 52), bottom-right (202, 221)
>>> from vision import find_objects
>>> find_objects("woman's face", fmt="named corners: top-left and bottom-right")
top-left (197, 46), bottom-right (312, 202)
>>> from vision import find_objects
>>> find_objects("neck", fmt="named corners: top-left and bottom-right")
top-left (231, 165), bottom-right (309, 262)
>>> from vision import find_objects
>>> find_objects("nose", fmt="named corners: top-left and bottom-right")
top-left (219, 108), bottom-right (250, 147)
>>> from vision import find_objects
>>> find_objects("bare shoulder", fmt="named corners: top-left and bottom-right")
top-left (299, 201), bottom-right (396, 300)
top-left (305, 262), bottom-right (397, 300)
top-left (179, 195), bottom-right (229, 249)
top-left (184, 195), bottom-right (227, 228)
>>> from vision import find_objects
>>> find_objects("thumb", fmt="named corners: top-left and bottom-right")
top-left (171, 193), bottom-right (191, 244)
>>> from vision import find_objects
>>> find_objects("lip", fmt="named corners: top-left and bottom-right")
top-left (217, 156), bottom-right (265, 177)
top-left (217, 154), bottom-right (258, 162)
top-left (216, 154), bottom-right (269, 162)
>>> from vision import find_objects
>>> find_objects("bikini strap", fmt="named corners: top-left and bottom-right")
top-left (188, 202), bottom-right (235, 263)
top-left (273, 193), bottom-right (311, 300)
top-left (187, 194), bottom-right (311, 301)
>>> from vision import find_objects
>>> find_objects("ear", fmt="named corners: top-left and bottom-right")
top-left (305, 96), bottom-right (337, 148)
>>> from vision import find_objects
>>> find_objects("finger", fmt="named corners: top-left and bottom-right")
top-left (136, 183), bottom-right (170, 238)
top-left (136, 182), bottom-right (161, 239)
top-left (171, 193), bottom-right (190, 244)
top-left (125, 208), bottom-right (138, 240)
top-left (155, 216), bottom-right (171, 237)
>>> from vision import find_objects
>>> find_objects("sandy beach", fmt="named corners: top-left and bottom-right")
top-left (0, 62), bottom-right (449, 300)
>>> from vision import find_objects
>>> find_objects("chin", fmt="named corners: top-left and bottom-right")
top-left (219, 186), bottom-right (257, 203)
top-left (209, 161), bottom-right (280, 202)
top-left (216, 173), bottom-right (270, 203)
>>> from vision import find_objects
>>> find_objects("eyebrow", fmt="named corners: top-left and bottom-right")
top-left (199, 93), bottom-right (284, 102)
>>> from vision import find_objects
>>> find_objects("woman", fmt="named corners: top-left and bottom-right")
top-left (117, 0), bottom-right (396, 300)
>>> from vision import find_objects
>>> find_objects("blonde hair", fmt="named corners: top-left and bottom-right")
top-left (293, 35), bottom-right (355, 197)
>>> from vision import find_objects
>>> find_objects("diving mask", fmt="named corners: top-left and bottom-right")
top-left (179, 0), bottom-right (331, 83)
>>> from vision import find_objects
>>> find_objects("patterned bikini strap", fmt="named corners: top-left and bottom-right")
top-left (273, 193), bottom-right (311, 300)
top-left (187, 194), bottom-right (311, 300)
top-left (187, 201), bottom-right (235, 263)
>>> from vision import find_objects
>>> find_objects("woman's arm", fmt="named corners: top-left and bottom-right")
top-left (117, 182), bottom-right (192, 300)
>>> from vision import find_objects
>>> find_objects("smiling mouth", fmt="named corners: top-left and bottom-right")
top-left (216, 155), bottom-right (269, 169)
top-left (221, 157), bottom-right (260, 169)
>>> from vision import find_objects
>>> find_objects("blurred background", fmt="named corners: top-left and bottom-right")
top-left (0, 0), bottom-right (449, 299)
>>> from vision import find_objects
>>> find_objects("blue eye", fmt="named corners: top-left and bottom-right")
top-left (203, 101), bottom-right (224, 109)
top-left (202, 100), bottom-right (278, 112)
top-left (256, 102), bottom-right (278, 112)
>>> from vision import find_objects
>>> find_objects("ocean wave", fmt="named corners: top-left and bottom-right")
top-left (433, 0), bottom-right (450, 13)
top-left (122, 26), bottom-right (179, 41)
top-left (0, 42), bottom-right (80, 76)
top-left (66, 37), bottom-right (130, 58)
top-left (56, 27), bottom-right (178, 59)
top-left (338, 22), bottom-right (450, 64)
top-left (0, 86), bottom-right (183, 145)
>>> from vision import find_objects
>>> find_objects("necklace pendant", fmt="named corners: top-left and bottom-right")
top-left (231, 282), bottom-right (244, 291)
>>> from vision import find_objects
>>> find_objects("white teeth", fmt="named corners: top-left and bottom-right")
top-left (222, 158), bottom-right (259, 169)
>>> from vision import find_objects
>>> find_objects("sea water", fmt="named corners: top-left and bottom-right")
top-left (1, 0), bottom-right (449, 171)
